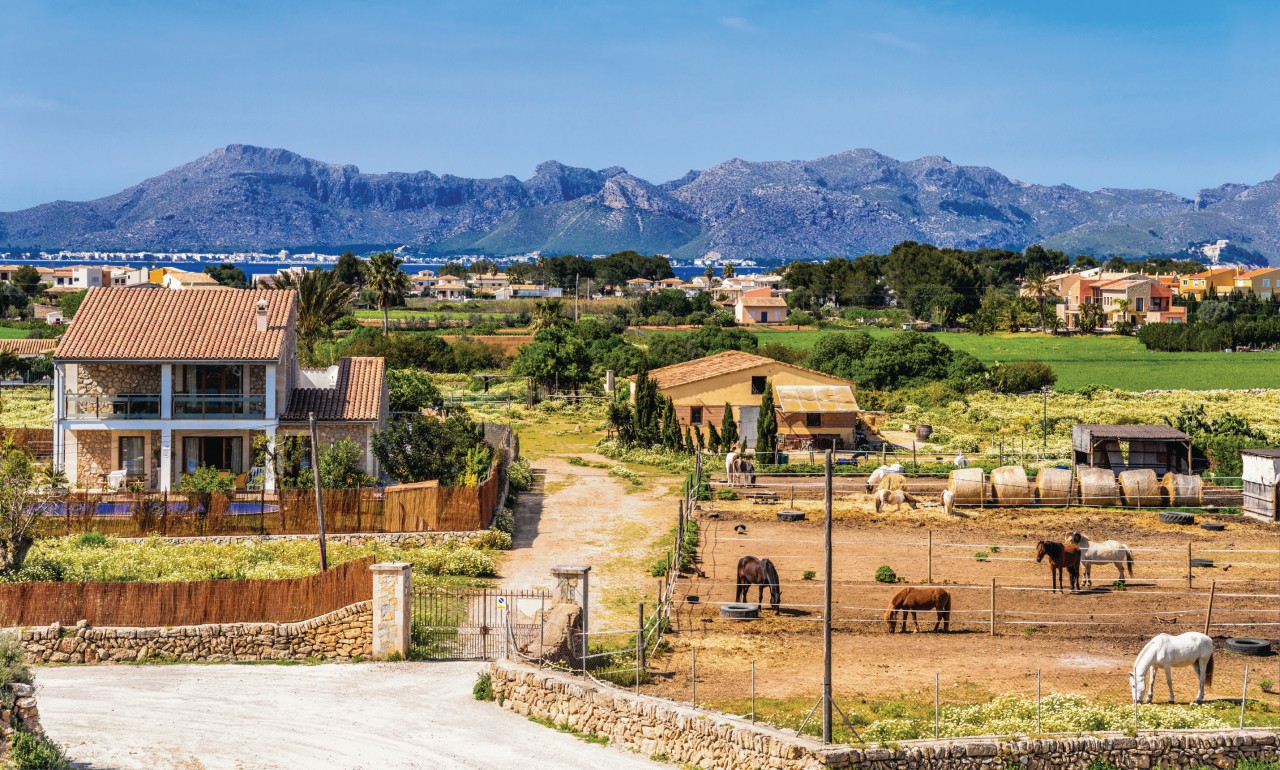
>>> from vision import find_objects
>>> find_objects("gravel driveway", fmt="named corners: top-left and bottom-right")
top-left (38, 662), bottom-right (660, 769)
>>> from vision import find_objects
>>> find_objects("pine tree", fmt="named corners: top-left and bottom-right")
top-left (720, 403), bottom-right (739, 451)
top-left (756, 381), bottom-right (778, 464)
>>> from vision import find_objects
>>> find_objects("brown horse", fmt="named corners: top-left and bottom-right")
top-left (1036, 540), bottom-right (1081, 593)
top-left (736, 556), bottom-right (781, 610)
top-left (885, 587), bottom-right (951, 633)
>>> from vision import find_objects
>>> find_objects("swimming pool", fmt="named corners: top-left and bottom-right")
top-left (36, 502), bottom-right (281, 517)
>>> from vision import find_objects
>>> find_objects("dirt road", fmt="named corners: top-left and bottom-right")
top-left (39, 662), bottom-right (661, 770)
top-left (502, 454), bottom-right (677, 629)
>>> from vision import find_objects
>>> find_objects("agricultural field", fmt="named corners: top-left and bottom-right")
top-left (643, 495), bottom-right (1280, 742)
top-left (645, 327), bottom-right (1280, 391)
top-left (0, 385), bottom-right (53, 428)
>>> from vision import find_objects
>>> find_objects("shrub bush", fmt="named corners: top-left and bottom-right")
top-left (11, 730), bottom-right (70, 769)
top-left (473, 672), bottom-right (494, 701)
top-left (74, 531), bottom-right (110, 548)
top-left (874, 565), bottom-right (898, 583)
top-left (492, 507), bottom-right (516, 537)
top-left (507, 458), bottom-right (534, 494)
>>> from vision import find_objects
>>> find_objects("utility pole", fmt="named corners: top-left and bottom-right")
top-left (308, 412), bottom-right (329, 571)
top-left (822, 448), bottom-right (833, 743)
top-left (575, 273), bottom-right (580, 322)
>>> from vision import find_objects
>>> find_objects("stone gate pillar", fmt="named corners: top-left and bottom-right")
top-left (371, 562), bottom-right (412, 659)
top-left (551, 565), bottom-right (590, 670)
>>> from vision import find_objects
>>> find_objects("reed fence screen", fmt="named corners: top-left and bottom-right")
top-left (0, 555), bottom-right (375, 628)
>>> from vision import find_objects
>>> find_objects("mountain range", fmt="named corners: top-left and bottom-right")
top-left (3, 144), bottom-right (1280, 263)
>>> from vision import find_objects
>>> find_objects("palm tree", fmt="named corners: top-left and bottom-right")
top-left (366, 251), bottom-right (410, 335)
top-left (1112, 298), bottom-right (1134, 326)
top-left (704, 266), bottom-right (715, 286)
top-left (1077, 301), bottom-right (1104, 334)
top-left (530, 298), bottom-right (568, 330)
top-left (274, 269), bottom-right (352, 341)
top-left (1023, 271), bottom-right (1058, 333)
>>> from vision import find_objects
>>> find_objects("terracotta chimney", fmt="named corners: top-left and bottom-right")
top-left (255, 299), bottom-right (269, 332)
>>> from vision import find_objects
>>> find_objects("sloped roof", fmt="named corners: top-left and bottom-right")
top-left (0, 339), bottom-right (58, 357)
top-left (282, 357), bottom-right (386, 422)
top-left (1237, 267), bottom-right (1280, 279)
top-left (642, 350), bottom-right (854, 391)
top-left (55, 288), bottom-right (295, 361)
top-left (740, 296), bottom-right (788, 307)
top-left (775, 385), bottom-right (858, 413)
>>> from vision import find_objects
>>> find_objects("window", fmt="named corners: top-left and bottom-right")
top-left (806, 413), bottom-right (822, 428)
top-left (182, 436), bottom-right (244, 474)
top-left (119, 436), bottom-right (145, 479)
top-left (751, 376), bottom-right (767, 395)
top-left (185, 365), bottom-right (242, 394)
top-left (1135, 297), bottom-right (1144, 312)
top-left (1266, 279), bottom-right (1272, 288)
top-left (689, 407), bottom-right (703, 425)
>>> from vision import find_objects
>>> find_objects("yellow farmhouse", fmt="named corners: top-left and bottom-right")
top-left (633, 350), bottom-right (860, 450)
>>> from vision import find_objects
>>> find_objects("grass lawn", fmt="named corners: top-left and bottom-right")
top-left (641, 327), bottom-right (1280, 391)
top-left (0, 327), bottom-right (30, 339)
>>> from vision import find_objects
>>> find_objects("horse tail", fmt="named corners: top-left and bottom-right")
top-left (1126, 548), bottom-right (1134, 577)
top-left (874, 493), bottom-right (883, 513)
top-left (1204, 652), bottom-right (1214, 686)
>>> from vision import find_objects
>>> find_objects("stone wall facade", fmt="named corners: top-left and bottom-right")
top-left (490, 661), bottom-right (1280, 770)
top-left (0, 682), bottom-right (44, 748)
top-left (20, 601), bottom-right (372, 664)
top-left (248, 364), bottom-right (266, 396)
top-left (76, 363), bottom-right (161, 395)
top-left (73, 430), bottom-right (112, 484)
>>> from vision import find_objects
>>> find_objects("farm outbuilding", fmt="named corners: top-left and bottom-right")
top-left (1071, 424), bottom-right (1192, 475)
top-left (1241, 449), bottom-right (1280, 522)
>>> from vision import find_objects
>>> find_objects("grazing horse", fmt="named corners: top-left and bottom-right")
top-left (864, 464), bottom-right (904, 493)
top-left (725, 450), bottom-right (739, 484)
top-left (735, 556), bottom-right (781, 610)
top-left (954, 453), bottom-right (970, 469)
top-left (885, 587), bottom-right (951, 633)
top-left (1067, 532), bottom-right (1135, 587)
top-left (940, 488), bottom-right (956, 516)
top-left (731, 457), bottom-right (756, 486)
top-left (874, 488), bottom-right (919, 513)
top-left (1130, 632), bottom-right (1214, 703)
top-left (1035, 540), bottom-right (1080, 593)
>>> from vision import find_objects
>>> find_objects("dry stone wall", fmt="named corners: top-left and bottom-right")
top-left (490, 661), bottom-right (1280, 770)
top-left (20, 601), bottom-right (372, 664)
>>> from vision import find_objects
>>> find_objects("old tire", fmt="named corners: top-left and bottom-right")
top-left (1200, 522), bottom-right (1226, 532)
top-left (720, 602), bottom-right (760, 620)
top-left (1159, 511), bottom-right (1195, 526)
top-left (1226, 638), bottom-right (1273, 657)
top-left (777, 510), bottom-right (806, 522)
top-left (1190, 558), bottom-right (1215, 568)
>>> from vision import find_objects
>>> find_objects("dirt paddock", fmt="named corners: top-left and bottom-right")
top-left (644, 495), bottom-right (1280, 715)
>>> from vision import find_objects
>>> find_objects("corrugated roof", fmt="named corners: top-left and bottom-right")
top-left (775, 385), bottom-right (858, 413)
top-left (55, 287), bottom-right (295, 361)
top-left (1241, 448), bottom-right (1280, 458)
top-left (0, 339), bottom-right (58, 357)
top-left (1072, 424), bottom-right (1191, 446)
top-left (281, 357), bottom-right (386, 422)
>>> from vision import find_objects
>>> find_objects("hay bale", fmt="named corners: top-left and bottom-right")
top-left (1161, 472), bottom-right (1203, 507)
top-left (1119, 469), bottom-right (1161, 508)
top-left (990, 465), bottom-right (1032, 506)
top-left (1077, 467), bottom-right (1119, 507)
top-left (948, 467), bottom-right (986, 505)
top-left (1035, 467), bottom-right (1073, 506)
top-left (876, 473), bottom-right (907, 492)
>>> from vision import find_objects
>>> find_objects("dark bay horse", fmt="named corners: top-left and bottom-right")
top-left (736, 556), bottom-right (781, 610)
top-left (1036, 540), bottom-right (1081, 593)
top-left (885, 587), bottom-right (951, 633)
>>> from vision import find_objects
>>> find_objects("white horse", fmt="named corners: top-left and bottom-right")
top-left (725, 450), bottom-right (739, 485)
top-left (874, 488), bottom-right (919, 513)
top-left (954, 453), bottom-right (970, 469)
top-left (1130, 632), bottom-right (1214, 704)
top-left (865, 463), bottom-right (904, 493)
top-left (940, 488), bottom-right (956, 516)
top-left (1068, 532), bottom-right (1135, 587)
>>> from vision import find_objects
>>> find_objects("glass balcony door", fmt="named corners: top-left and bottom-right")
top-left (182, 436), bottom-right (244, 475)
top-left (119, 436), bottom-right (145, 480)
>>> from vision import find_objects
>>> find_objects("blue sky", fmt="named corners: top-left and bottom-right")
top-left (3, 0), bottom-right (1280, 210)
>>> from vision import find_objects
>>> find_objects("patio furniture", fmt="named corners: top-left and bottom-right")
top-left (106, 470), bottom-right (127, 491)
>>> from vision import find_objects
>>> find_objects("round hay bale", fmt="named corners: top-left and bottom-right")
top-left (1119, 469), bottom-right (1161, 508)
top-left (948, 467), bottom-right (986, 505)
top-left (876, 473), bottom-right (907, 492)
top-left (1077, 468), bottom-right (1119, 507)
top-left (1161, 472), bottom-right (1203, 507)
top-left (990, 466), bottom-right (1032, 506)
top-left (1035, 467), bottom-right (1073, 506)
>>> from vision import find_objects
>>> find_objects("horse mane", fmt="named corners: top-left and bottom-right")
top-left (761, 558), bottom-right (779, 587)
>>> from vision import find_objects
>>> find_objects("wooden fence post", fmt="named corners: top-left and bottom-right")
top-left (1187, 541), bottom-right (1193, 589)
top-left (990, 578), bottom-right (997, 636)
top-left (1204, 580), bottom-right (1217, 636)
top-left (927, 529), bottom-right (933, 584)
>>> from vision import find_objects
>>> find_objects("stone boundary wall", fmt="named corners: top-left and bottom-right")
top-left (20, 601), bottom-right (372, 664)
top-left (121, 531), bottom-right (495, 547)
top-left (490, 661), bottom-right (1280, 770)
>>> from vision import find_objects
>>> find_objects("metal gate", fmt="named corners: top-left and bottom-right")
top-left (410, 588), bottom-right (549, 661)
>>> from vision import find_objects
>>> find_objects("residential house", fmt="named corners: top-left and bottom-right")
top-left (735, 287), bottom-right (789, 325)
top-left (162, 270), bottom-right (226, 290)
top-left (1234, 268), bottom-right (1280, 300)
top-left (434, 278), bottom-right (469, 301)
top-left (49, 266), bottom-right (106, 292)
top-left (635, 350), bottom-right (860, 450)
top-left (0, 339), bottom-right (58, 359)
top-left (1179, 267), bottom-right (1239, 299)
top-left (1057, 274), bottom-right (1184, 329)
top-left (494, 284), bottom-right (563, 300)
top-left (625, 278), bottom-right (657, 294)
top-left (0, 266), bottom-right (25, 282)
top-left (52, 288), bottom-right (388, 492)
top-left (410, 269), bottom-right (437, 295)
top-left (469, 273), bottom-right (511, 295)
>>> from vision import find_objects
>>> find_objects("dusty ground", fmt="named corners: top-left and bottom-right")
top-left (38, 662), bottom-right (662, 770)
top-left (645, 496), bottom-right (1280, 710)
top-left (502, 454), bottom-right (680, 630)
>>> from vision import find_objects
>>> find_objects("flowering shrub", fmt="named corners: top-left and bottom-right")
top-left (608, 465), bottom-right (643, 487)
top-left (492, 506), bottom-right (516, 536)
top-left (595, 439), bottom-right (695, 473)
top-left (507, 459), bottom-right (534, 494)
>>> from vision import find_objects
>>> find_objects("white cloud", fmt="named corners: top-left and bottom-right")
top-left (718, 16), bottom-right (757, 33)
top-left (867, 32), bottom-right (927, 55)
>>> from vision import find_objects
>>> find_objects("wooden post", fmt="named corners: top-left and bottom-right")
top-left (990, 578), bottom-right (997, 636)
top-left (308, 412), bottom-right (328, 571)
top-left (912, 440), bottom-right (918, 471)
top-left (1204, 580), bottom-right (1217, 636)
top-left (638, 603), bottom-right (646, 671)
top-left (927, 529), bottom-right (933, 584)
top-left (1187, 541), bottom-right (1194, 589)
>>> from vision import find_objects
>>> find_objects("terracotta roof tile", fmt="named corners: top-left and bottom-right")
top-left (740, 296), bottom-right (789, 307)
top-left (55, 287), bottom-right (295, 361)
top-left (282, 357), bottom-right (386, 422)
top-left (0, 339), bottom-right (58, 357)
top-left (641, 350), bottom-right (856, 390)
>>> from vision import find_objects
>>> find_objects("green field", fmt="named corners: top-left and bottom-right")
top-left (645, 328), bottom-right (1280, 391)
top-left (0, 327), bottom-right (30, 339)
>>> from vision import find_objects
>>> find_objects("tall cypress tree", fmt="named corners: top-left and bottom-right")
top-left (720, 403), bottom-right (739, 451)
top-left (661, 397), bottom-right (681, 450)
top-left (694, 425), bottom-right (705, 452)
top-left (756, 381), bottom-right (778, 463)
top-left (707, 422), bottom-right (722, 454)
top-left (683, 425), bottom-right (695, 454)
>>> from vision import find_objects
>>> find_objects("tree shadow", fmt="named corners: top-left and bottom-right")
top-left (511, 470), bottom-right (545, 549)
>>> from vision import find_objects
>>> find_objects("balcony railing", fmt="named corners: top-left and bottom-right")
top-left (64, 393), bottom-right (161, 420)
top-left (173, 394), bottom-right (266, 419)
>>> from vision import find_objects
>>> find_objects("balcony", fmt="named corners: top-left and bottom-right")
top-left (65, 393), bottom-right (161, 420)
top-left (173, 394), bottom-right (266, 419)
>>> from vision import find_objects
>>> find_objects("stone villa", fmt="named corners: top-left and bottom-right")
top-left (52, 288), bottom-right (388, 491)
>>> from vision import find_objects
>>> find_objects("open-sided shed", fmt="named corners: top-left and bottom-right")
top-left (1241, 449), bottom-right (1280, 522)
top-left (1071, 424), bottom-right (1192, 474)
